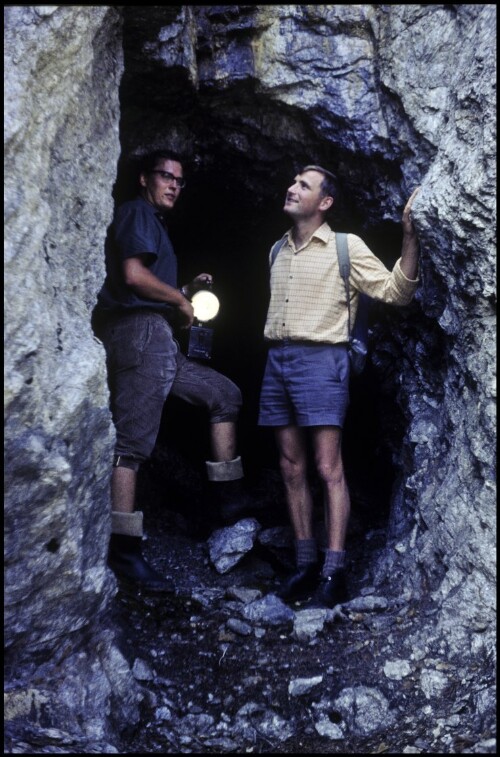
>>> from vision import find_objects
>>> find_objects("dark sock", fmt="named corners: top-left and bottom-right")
top-left (296, 538), bottom-right (318, 567)
top-left (322, 549), bottom-right (346, 577)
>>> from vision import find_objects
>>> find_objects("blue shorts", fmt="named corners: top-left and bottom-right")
top-left (258, 341), bottom-right (350, 428)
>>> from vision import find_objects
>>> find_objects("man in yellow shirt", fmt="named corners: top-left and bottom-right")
top-left (259, 165), bottom-right (420, 608)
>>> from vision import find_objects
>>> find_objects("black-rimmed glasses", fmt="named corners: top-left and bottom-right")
top-left (150, 170), bottom-right (186, 189)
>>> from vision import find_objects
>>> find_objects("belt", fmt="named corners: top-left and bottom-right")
top-left (105, 307), bottom-right (172, 322)
top-left (96, 308), bottom-right (175, 335)
top-left (265, 338), bottom-right (330, 348)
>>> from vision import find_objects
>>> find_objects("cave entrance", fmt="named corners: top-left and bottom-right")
top-left (116, 7), bottom-right (407, 536)
top-left (128, 159), bottom-right (405, 538)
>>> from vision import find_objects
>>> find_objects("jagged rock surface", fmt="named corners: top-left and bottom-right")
top-left (4, 5), bottom-right (140, 748)
top-left (4, 4), bottom-right (496, 752)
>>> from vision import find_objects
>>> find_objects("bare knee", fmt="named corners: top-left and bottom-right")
top-left (280, 454), bottom-right (308, 488)
top-left (315, 458), bottom-right (345, 488)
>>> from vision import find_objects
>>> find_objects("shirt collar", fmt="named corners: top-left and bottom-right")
top-left (311, 222), bottom-right (332, 244)
top-left (286, 221), bottom-right (332, 249)
top-left (137, 194), bottom-right (168, 226)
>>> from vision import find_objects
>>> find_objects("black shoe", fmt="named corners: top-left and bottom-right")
top-left (209, 480), bottom-right (268, 526)
top-left (276, 563), bottom-right (320, 603)
top-left (108, 534), bottom-right (175, 594)
top-left (308, 569), bottom-right (348, 609)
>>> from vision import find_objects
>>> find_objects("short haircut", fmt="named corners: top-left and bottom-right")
top-left (302, 164), bottom-right (338, 200)
top-left (139, 149), bottom-right (184, 175)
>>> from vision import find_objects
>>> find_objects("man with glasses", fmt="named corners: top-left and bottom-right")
top-left (93, 149), bottom-right (257, 593)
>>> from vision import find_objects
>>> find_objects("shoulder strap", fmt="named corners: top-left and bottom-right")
top-left (336, 232), bottom-right (352, 337)
top-left (270, 235), bottom-right (287, 267)
top-left (335, 231), bottom-right (350, 283)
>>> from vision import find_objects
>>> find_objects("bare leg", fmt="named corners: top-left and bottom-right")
top-left (209, 421), bottom-right (238, 462)
top-left (111, 466), bottom-right (137, 514)
top-left (273, 425), bottom-right (321, 602)
top-left (275, 425), bottom-right (314, 540)
top-left (311, 426), bottom-right (350, 551)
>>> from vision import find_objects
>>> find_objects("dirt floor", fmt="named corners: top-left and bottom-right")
top-left (108, 463), bottom-right (495, 754)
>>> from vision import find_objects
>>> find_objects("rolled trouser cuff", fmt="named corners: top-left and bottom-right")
top-left (113, 454), bottom-right (141, 471)
top-left (205, 456), bottom-right (244, 482)
top-left (111, 510), bottom-right (144, 537)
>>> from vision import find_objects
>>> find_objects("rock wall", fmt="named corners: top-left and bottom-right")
top-left (4, 3), bottom-right (496, 750)
top-left (4, 6), bottom-right (139, 749)
top-left (370, 5), bottom-right (496, 658)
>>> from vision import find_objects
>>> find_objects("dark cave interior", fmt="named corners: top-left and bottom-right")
top-left (124, 163), bottom-right (407, 534)
top-left (115, 27), bottom-right (410, 534)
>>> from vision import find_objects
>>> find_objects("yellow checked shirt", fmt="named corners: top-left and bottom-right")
top-left (264, 222), bottom-right (419, 344)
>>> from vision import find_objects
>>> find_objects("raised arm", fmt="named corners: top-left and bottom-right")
top-left (400, 187), bottom-right (420, 280)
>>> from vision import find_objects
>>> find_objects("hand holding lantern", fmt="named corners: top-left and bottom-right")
top-left (186, 277), bottom-right (220, 360)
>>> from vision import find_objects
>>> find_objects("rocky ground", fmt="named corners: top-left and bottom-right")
top-left (108, 462), bottom-right (496, 755)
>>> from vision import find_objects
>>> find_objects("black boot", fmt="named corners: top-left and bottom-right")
top-left (205, 457), bottom-right (268, 527)
top-left (307, 569), bottom-right (348, 609)
top-left (276, 563), bottom-right (320, 603)
top-left (208, 479), bottom-right (268, 526)
top-left (108, 511), bottom-right (174, 593)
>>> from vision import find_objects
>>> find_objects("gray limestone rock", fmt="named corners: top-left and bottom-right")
top-left (4, 4), bottom-right (496, 751)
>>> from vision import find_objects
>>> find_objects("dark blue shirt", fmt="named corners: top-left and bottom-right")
top-left (96, 196), bottom-right (178, 316)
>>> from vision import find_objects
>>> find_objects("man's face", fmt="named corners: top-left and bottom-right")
top-left (284, 170), bottom-right (330, 220)
top-left (139, 159), bottom-right (184, 213)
